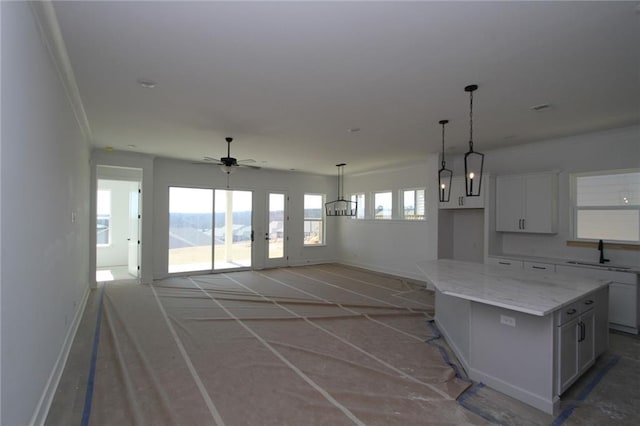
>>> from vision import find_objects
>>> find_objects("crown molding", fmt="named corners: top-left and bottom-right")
top-left (29, 1), bottom-right (92, 142)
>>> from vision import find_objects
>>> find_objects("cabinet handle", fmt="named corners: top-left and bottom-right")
top-left (584, 300), bottom-right (594, 306)
top-left (522, 218), bottom-right (526, 229)
top-left (498, 262), bottom-right (511, 265)
top-left (532, 266), bottom-right (546, 270)
top-left (566, 308), bottom-right (577, 315)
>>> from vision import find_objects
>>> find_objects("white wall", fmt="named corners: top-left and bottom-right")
top-left (337, 156), bottom-right (440, 281)
top-left (96, 179), bottom-right (138, 268)
top-left (1, 2), bottom-right (90, 424)
top-left (153, 157), bottom-right (338, 278)
top-left (473, 125), bottom-right (639, 266)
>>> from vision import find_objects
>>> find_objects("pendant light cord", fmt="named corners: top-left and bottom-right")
top-left (441, 121), bottom-right (446, 168)
top-left (469, 89), bottom-right (474, 152)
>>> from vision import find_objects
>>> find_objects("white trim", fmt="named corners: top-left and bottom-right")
top-left (28, 287), bottom-right (90, 426)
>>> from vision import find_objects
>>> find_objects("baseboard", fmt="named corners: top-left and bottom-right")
top-left (468, 367), bottom-right (560, 415)
top-left (29, 286), bottom-right (91, 426)
top-left (337, 260), bottom-right (428, 284)
top-left (288, 259), bottom-right (337, 267)
top-left (434, 318), bottom-right (471, 374)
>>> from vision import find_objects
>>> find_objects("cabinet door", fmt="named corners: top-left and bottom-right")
top-left (557, 319), bottom-right (579, 394)
top-left (523, 174), bottom-right (557, 233)
top-left (440, 176), bottom-right (485, 209)
top-left (496, 175), bottom-right (523, 231)
top-left (578, 310), bottom-right (595, 373)
top-left (609, 282), bottom-right (636, 328)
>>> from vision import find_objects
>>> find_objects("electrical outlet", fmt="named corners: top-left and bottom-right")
top-left (500, 315), bottom-right (516, 327)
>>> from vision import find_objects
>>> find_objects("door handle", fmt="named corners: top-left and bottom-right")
top-left (251, 230), bottom-right (255, 242)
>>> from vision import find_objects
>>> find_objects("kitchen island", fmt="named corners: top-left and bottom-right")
top-left (417, 259), bottom-right (610, 414)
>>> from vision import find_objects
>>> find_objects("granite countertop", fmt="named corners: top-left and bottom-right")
top-left (417, 259), bottom-right (609, 316)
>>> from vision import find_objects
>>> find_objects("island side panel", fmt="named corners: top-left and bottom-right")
top-left (434, 289), bottom-right (471, 371)
top-left (468, 302), bottom-right (558, 414)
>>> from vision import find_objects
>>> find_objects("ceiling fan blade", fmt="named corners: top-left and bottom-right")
top-left (237, 159), bottom-right (256, 164)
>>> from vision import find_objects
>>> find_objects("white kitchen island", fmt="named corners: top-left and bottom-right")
top-left (417, 259), bottom-right (610, 415)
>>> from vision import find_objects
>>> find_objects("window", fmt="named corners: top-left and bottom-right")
top-left (97, 189), bottom-right (111, 246)
top-left (572, 170), bottom-right (640, 242)
top-left (374, 191), bottom-right (392, 220)
top-left (304, 194), bottom-right (325, 245)
top-left (402, 188), bottom-right (425, 220)
top-left (350, 193), bottom-right (365, 219)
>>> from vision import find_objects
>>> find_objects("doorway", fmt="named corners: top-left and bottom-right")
top-left (96, 166), bottom-right (142, 282)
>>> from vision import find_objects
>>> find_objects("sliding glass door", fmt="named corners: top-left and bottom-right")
top-left (214, 189), bottom-right (252, 270)
top-left (168, 187), bottom-right (213, 273)
top-left (168, 187), bottom-right (253, 274)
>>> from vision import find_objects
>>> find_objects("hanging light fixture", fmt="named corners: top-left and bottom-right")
top-left (438, 119), bottom-right (453, 202)
top-left (325, 163), bottom-right (357, 217)
top-left (463, 84), bottom-right (484, 197)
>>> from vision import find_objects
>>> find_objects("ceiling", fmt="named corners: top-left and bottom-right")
top-left (52, 1), bottom-right (640, 175)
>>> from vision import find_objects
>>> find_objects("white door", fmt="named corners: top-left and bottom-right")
top-left (127, 185), bottom-right (141, 277)
top-left (265, 192), bottom-right (288, 268)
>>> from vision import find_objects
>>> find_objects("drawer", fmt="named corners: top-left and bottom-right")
top-left (557, 301), bottom-right (581, 325)
top-left (487, 257), bottom-right (524, 269)
top-left (577, 294), bottom-right (597, 314)
top-left (524, 261), bottom-right (556, 273)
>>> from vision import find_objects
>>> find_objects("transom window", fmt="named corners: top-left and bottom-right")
top-left (374, 191), bottom-right (392, 220)
top-left (402, 188), bottom-right (425, 220)
top-left (572, 169), bottom-right (640, 242)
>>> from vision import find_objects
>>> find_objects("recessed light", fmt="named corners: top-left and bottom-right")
top-left (127, 144), bottom-right (136, 149)
top-left (530, 103), bottom-right (551, 111)
top-left (347, 127), bottom-right (361, 133)
top-left (104, 146), bottom-right (114, 151)
top-left (137, 78), bottom-right (156, 89)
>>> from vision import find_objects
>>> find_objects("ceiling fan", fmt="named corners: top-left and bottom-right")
top-left (201, 137), bottom-right (261, 174)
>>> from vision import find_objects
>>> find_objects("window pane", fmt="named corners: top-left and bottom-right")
top-left (168, 187), bottom-right (213, 273)
top-left (577, 210), bottom-right (639, 241)
top-left (374, 192), bottom-right (392, 219)
top-left (97, 189), bottom-right (111, 245)
top-left (351, 193), bottom-right (365, 219)
top-left (304, 194), bottom-right (323, 219)
top-left (304, 220), bottom-right (323, 245)
top-left (577, 172), bottom-right (640, 207)
top-left (402, 189), bottom-right (425, 220)
top-left (304, 194), bottom-right (324, 245)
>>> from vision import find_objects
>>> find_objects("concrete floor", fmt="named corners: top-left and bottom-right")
top-left (46, 270), bottom-right (640, 425)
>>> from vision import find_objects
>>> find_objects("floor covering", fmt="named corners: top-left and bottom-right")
top-left (46, 264), bottom-right (640, 425)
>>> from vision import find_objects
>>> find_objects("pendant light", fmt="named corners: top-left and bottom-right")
top-left (463, 84), bottom-right (484, 197)
top-left (325, 163), bottom-right (357, 216)
top-left (438, 119), bottom-right (453, 202)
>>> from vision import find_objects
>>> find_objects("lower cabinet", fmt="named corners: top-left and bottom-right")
top-left (556, 296), bottom-right (596, 394)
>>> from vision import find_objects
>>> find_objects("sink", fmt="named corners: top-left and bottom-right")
top-left (565, 260), bottom-right (631, 270)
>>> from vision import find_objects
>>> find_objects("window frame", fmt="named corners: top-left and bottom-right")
top-left (303, 193), bottom-right (326, 246)
top-left (570, 168), bottom-right (640, 243)
top-left (400, 187), bottom-right (426, 220)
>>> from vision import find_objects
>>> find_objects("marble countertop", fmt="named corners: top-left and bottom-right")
top-left (417, 259), bottom-right (610, 316)
top-left (488, 254), bottom-right (639, 274)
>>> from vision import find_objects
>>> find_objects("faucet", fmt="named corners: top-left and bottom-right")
top-left (598, 239), bottom-right (610, 264)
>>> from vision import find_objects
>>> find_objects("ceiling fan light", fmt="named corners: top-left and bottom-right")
top-left (220, 164), bottom-right (236, 174)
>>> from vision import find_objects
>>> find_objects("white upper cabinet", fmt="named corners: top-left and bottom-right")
top-left (496, 172), bottom-right (558, 233)
top-left (439, 176), bottom-right (485, 209)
